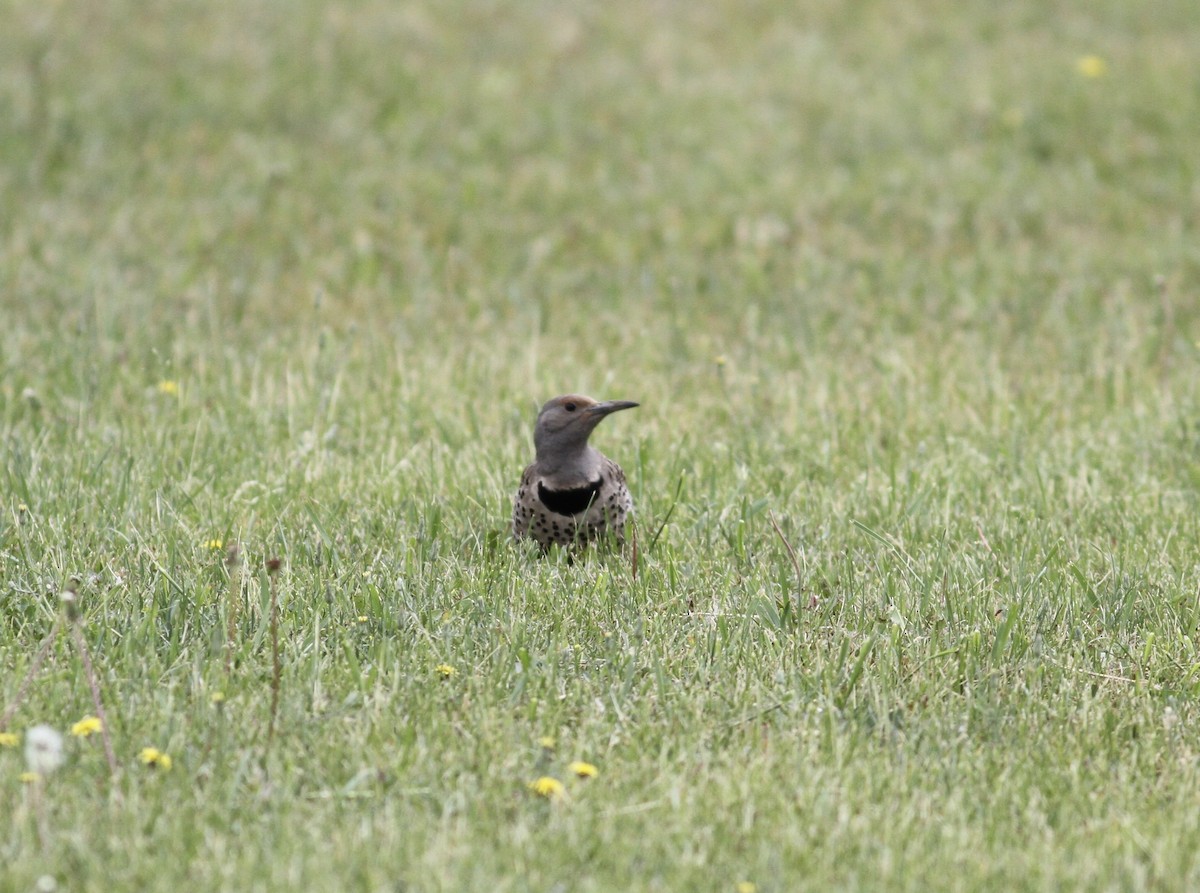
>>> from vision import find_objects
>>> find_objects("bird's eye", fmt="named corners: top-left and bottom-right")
top-left (564, 402), bottom-right (577, 412)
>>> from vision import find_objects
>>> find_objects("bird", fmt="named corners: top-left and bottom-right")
top-left (513, 394), bottom-right (639, 551)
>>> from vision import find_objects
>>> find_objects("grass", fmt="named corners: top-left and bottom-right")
top-left (3, 0), bottom-right (1200, 889)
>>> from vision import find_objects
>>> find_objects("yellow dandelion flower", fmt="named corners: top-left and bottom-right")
top-left (138, 747), bottom-right (173, 771)
top-left (70, 716), bottom-right (103, 738)
top-left (1076, 55), bottom-right (1107, 78)
top-left (203, 538), bottom-right (223, 550)
top-left (528, 776), bottom-right (565, 799)
top-left (568, 760), bottom-right (598, 779)
top-left (714, 355), bottom-right (728, 367)
top-left (210, 691), bottom-right (226, 705)
top-left (0, 732), bottom-right (18, 748)
top-left (435, 664), bottom-right (457, 679)
top-left (357, 615), bottom-right (369, 623)
top-left (19, 771), bottom-right (41, 784)
top-left (156, 380), bottom-right (180, 396)
top-left (736, 882), bottom-right (757, 893)
top-left (538, 736), bottom-right (556, 750)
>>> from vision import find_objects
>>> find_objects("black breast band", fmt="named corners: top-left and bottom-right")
top-left (538, 477), bottom-right (603, 517)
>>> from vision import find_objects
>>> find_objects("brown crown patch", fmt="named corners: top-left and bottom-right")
top-left (553, 394), bottom-right (597, 410)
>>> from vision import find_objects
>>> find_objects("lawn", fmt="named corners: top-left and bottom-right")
top-left (3, 0), bottom-right (1200, 890)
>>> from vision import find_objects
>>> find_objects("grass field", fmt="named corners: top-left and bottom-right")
top-left (3, 0), bottom-right (1200, 889)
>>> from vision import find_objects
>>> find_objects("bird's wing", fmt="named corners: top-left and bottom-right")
top-left (511, 463), bottom-right (536, 539)
top-left (601, 455), bottom-right (627, 487)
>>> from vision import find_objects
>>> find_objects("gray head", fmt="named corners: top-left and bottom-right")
top-left (533, 394), bottom-right (638, 469)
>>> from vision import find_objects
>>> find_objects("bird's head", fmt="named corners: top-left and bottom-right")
top-left (533, 394), bottom-right (639, 463)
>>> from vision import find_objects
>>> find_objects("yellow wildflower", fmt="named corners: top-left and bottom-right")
top-left (1076, 55), bottom-right (1107, 78)
top-left (0, 732), bottom-right (18, 748)
top-left (568, 760), bottom-right (598, 779)
top-left (203, 538), bottom-right (223, 550)
top-left (156, 380), bottom-right (180, 396)
top-left (138, 747), bottom-right (173, 771)
top-left (435, 664), bottom-right (457, 679)
top-left (19, 771), bottom-right (41, 784)
top-left (210, 691), bottom-right (226, 705)
top-left (528, 776), bottom-right (565, 799)
top-left (538, 736), bottom-right (556, 750)
top-left (357, 615), bottom-right (369, 623)
top-left (736, 883), bottom-right (757, 893)
top-left (70, 716), bottom-right (103, 738)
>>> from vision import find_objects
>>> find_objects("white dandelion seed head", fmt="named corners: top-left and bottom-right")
top-left (24, 724), bottom-right (65, 775)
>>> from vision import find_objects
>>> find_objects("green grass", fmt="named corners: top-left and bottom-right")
top-left (3, 0), bottom-right (1200, 889)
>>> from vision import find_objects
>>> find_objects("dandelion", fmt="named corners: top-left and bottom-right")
top-left (210, 691), bottom-right (226, 705)
top-left (24, 725), bottom-right (64, 775)
top-left (0, 732), bottom-right (18, 748)
top-left (22, 733), bottom-right (59, 845)
top-left (59, 586), bottom-right (80, 622)
top-left (538, 736), bottom-right (556, 750)
top-left (1076, 55), bottom-right (1107, 78)
top-left (203, 538), bottom-right (223, 550)
top-left (357, 615), bottom-right (369, 624)
top-left (156, 380), bottom-right (180, 396)
top-left (736, 882), bottom-right (757, 893)
top-left (138, 747), bottom-right (173, 771)
top-left (70, 716), bottom-right (103, 738)
top-left (435, 664), bottom-right (457, 679)
top-left (528, 776), bottom-right (565, 799)
top-left (568, 761), bottom-right (598, 779)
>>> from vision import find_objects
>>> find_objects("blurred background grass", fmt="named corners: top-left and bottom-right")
top-left (4, 0), bottom-right (1197, 569)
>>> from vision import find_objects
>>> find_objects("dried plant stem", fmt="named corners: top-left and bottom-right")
top-left (768, 511), bottom-right (802, 582)
top-left (69, 624), bottom-right (119, 777)
top-left (31, 777), bottom-right (50, 849)
top-left (769, 511), bottom-right (812, 608)
top-left (630, 517), bottom-right (639, 581)
top-left (266, 560), bottom-right (282, 745)
top-left (1, 616), bottom-right (62, 730)
top-left (224, 546), bottom-right (242, 675)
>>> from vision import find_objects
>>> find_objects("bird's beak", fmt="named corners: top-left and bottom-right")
top-left (588, 400), bottom-right (640, 417)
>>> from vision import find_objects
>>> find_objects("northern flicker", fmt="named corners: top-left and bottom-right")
top-left (512, 394), bottom-right (639, 550)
